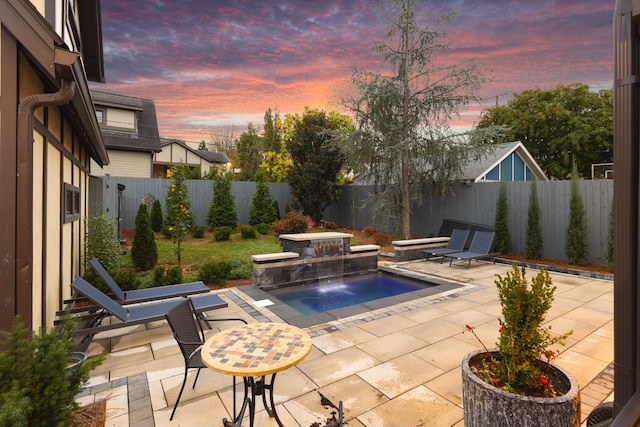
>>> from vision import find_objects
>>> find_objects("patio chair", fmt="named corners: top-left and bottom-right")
top-left (421, 229), bottom-right (470, 262)
top-left (165, 298), bottom-right (247, 420)
top-left (90, 257), bottom-right (209, 304)
top-left (443, 231), bottom-right (498, 268)
top-left (69, 277), bottom-right (242, 342)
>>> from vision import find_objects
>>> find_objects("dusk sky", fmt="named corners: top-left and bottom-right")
top-left (90, 0), bottom-right (615, 144)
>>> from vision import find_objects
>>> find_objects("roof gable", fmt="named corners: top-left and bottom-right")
top-left (462, 141), bottom-right (548, 182)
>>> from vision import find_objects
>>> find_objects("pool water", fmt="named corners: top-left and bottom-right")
top-left (267, 272), bottom-right (426, 315)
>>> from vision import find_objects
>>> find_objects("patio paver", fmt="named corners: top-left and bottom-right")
top-left (79, 262), bottom-right (615, 426)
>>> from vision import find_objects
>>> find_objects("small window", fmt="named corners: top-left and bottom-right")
top-left (64, 183), bottom-right (80, 223)
top-left (95, 108), bottom-right (105, 124)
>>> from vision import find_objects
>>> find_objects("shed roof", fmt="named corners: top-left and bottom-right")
top-left (461, 141), bottom-right (548, 182)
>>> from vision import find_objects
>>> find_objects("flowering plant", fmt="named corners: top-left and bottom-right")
top-left (466, 265), bottom-right (573, 397)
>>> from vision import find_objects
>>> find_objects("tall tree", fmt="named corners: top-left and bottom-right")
top-left (477, 83), bottom-right (613, 179)
top-left (343, 0), bottom-right (498, 238)
top-left (165, 166), bottom-right (193, 266)
top-left (565, 162), bottom-right (589, 264)
top-left (236, 123), bottom-right (262, 180)
top-left (494, 181), bottom-right (511, 255)
top-left (198, 141), bottom-right (208, 151)
top-left (207, 172), bottom-right (238, 229)
top-left (525, 180), bottom-right (543, 260)
top-left (131, 203), bottom-right (157, 270)
top-left (263, 108), bottom-right (282, 152)
top-left (287, 108), bottom-right (348, 224)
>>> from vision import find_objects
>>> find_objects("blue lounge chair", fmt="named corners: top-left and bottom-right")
top-left (421, 229), bottom-right (470, 262)
top-left (443, 231), bottom-right (498, 268)
top-left (69, 277), bottom-right (239, 341)
top-left (90, 257), bottom-right (209, 304)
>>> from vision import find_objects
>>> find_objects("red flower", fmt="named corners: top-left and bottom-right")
top-left (492, 378), bottom-right (499, 386)
top-left (538, 375), bottom-right (549, 386)
top-left (499, 326), bottom-right (505, 333)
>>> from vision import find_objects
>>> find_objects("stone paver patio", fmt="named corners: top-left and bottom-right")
top-left (77, 260), bottom-right (614, 426)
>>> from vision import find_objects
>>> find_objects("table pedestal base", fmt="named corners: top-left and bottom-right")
top-left (222, 373), bottom-right (283, 427)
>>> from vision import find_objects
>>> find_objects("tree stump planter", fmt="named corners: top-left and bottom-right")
top-left (462, 349), bottom-right (581, 427)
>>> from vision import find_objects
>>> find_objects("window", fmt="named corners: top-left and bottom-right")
top-left (64, 183), bottom-right (80, 223)
top-left (95, 108), bottom-right (105, 124)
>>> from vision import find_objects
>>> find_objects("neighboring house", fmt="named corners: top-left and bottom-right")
top-left (154, 139), bottom-right (231, 177)
top-left (90, 90), bottom-right (162, 177)
top-left (353, 140), bottom-right (547, 185)
top-left (465, 141), bottom-right (548, 182)
top-left (0, 0), bottom-right (108, 331)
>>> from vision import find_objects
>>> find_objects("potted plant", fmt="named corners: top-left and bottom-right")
top-left (462, 265), bottom-right (580, 426)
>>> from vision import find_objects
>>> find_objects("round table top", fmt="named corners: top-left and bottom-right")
top-left (201, 322), bottom-right (312, 377)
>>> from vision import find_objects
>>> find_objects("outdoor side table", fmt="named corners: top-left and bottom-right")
top-left (201, 322), bottom-right (312, 427)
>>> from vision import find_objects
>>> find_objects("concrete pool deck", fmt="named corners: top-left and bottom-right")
top-left (78, 260), bottom-right (614, 426)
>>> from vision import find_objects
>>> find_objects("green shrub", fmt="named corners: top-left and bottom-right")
top-left (271, 199), bottom-right (281, 221)
top-left (271, 211), bottom-right (308, 235)
top-left (198, 260), bottom-right (233, 286)
top-left (154, 266), bottom-right (184, 286)
top-left (111, 269), bottom-right (142, 292)
top-left (241, 225), bottom-right (256, 239)
top-left (228, 261), bottom-right (252, 280)
top-left (150, 199), bottom-right (163, 232)
top-left (0, 316), bottom-right (104, 427)
top-left (192, 225), bottom-right (206, 238)
top-left (255, 223), bottom-right (271, 235)
top-left (85, 209), bottom-right (121, 273)
top-left (214, 226), bottom-right (234, 241)
top-left (131, 203), bottom-right (158, 271)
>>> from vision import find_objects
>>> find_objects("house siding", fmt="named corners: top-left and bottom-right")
top-left (91, 150), bottom-right (152, 178)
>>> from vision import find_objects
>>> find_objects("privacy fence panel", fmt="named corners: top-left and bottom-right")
top-left (91, 176), bottom-right (613, 264)
top-left (91, 176), bottom-right (291, 231)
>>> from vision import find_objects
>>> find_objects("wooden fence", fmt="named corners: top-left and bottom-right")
top-left (90, 176), bottom-right (613, 264)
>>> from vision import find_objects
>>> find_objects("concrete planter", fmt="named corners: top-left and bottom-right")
top-left (462, 349), bottom-right (581, 427)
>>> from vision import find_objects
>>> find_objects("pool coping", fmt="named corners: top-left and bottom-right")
top-left (233, 265), bottom-right (479, 329)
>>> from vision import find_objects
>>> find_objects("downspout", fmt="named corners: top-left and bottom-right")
top-left (16, 78), bottom-right (76, 330)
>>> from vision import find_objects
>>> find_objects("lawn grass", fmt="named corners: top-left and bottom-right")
top-left (120, 231), bottom-right (283, 283)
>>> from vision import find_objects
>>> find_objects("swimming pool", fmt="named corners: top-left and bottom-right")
top-left (268, 273), bottom-right (424, 315)
top-left (238, 268), bottom-right (465, 328)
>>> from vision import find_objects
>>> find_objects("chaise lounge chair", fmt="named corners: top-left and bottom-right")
top-left (421, 229), bottom-right (470, 262)
top-left (69, 277), bottom-right (241, 342)
top-left (443, 230), bottom-right (498, 268)
top-left (90, 257), bottom-right (209, 304)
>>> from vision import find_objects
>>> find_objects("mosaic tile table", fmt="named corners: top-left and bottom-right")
top-left (202, 322), bottom-right (312, 427)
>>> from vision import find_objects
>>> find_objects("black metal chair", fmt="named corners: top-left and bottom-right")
top-left (165, 298), bottom-right (247, 420)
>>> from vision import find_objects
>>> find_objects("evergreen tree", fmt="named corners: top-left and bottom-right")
top-left (565, 162), bottom-right (589, 264)
top-left (606, 200), bottom-right (614, 269)
top-left (85, 209), bottom-right (121, 272)
top-left (525, 180), bottom-right (543, 260)
top-left (494, 181), bottom-right (511, 255)
top-left (150, 199), bottom-right (163, 232)
top-left (198, 140), bottom-right (208, 151)
top-left (248, 173), bottom-right (278, 225)
top-left (165, 166), bottom-right (193, 265)
top-left (208, 172), bottom-right (238, 229)
top-left (131, 203), bottom-right (157, 270)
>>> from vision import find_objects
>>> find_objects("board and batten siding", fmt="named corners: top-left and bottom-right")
top-left (92, 177), bottom-right (613, 264)
top-left (91, 150), bottom-right (153, 178)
